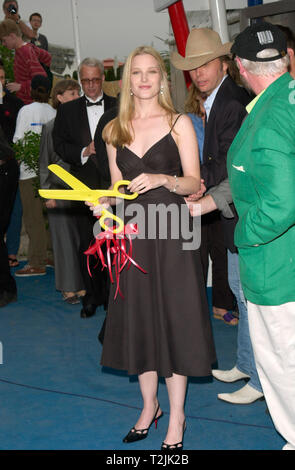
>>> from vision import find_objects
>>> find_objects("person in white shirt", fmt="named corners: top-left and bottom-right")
top-left (13, 74), bottom-right (56, 277)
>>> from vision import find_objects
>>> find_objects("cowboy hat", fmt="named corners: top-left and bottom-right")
top-left (171, 28), bottom-right (232, 71)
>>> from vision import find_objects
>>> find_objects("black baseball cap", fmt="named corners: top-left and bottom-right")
top-left (31, 74), bottom-right (51, 92)
top-left (231, 22), bottom-right (287, 62)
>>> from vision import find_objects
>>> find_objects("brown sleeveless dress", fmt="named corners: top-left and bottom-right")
top-left (101, 121), bottom-right (216, 378)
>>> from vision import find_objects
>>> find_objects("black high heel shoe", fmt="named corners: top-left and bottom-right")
top-left (161, 421), bottom-right (186, 451)
top-left (123, 404), bottom-right (163, 443)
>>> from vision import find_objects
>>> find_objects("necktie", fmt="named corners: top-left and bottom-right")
top-left (86, 97), bottom-right (104, 107)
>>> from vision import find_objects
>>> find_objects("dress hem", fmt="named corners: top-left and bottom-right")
top-left (101, 362), bottom-right (213, 379)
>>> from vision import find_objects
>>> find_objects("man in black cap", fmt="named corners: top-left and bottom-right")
top-left (0, 126), bottom-right (18, 307)
top-left (228, 22), bottom-right (295, 450)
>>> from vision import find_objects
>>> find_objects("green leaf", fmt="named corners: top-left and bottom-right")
top-left (13, 131), bottom-right (41, 180)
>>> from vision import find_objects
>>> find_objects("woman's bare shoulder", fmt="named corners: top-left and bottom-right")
top-left (175, 112), bottom-right (192, 125)
top-left (171, 113), bottom-right (194, 134)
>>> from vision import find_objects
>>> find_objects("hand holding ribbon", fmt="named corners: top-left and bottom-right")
top-left (39, 164), bottom-right (147, 297)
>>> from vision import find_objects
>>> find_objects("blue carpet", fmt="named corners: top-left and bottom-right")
top-left (0, 262), bottom-right (285, 450)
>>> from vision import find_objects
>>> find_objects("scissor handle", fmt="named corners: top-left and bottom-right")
top-left (112, 180), bottom-right (138, 200)
top-left (99, 207), bottom-right (124, 234)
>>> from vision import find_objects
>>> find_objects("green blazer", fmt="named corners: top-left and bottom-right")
top-left (228, 73), bottom-right (295, 305)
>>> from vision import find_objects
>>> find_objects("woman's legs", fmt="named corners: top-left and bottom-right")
top-left (129, 371), bottom-right (187, 446)
top-left (164, 373), bottom-right (187, 446)
top-left (134, 371), bottom-right (161, 431)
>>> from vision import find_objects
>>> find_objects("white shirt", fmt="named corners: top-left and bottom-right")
top-left (81, 94), bottom-right (104, 165)
top-left (13, 102), bottom-right (56, 180)
top-left (204, 75), bottom-right (227, 120)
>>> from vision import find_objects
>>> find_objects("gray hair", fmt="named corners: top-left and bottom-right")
top-left (239, 49), bottom-right (289, 77)
top-left (78, 57), bottom-right (104, 76)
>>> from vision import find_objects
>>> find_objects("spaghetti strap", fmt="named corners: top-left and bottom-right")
top-left (169, 114), bottom-right (183, 133)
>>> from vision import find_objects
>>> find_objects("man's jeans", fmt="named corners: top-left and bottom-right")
top-left (227, 250), bottom-right (262, 393)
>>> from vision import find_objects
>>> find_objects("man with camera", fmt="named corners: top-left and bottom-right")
top-left (2, 1), bottom-right (35, 40)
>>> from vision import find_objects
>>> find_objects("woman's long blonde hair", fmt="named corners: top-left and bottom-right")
top-left (103, 46), bottom-right (176, 147)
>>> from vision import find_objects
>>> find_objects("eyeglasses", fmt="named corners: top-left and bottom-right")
top-left (80, 78), bottom-right (102, 86)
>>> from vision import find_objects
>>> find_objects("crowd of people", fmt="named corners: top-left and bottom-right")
top-left (0, 0), bottom-right (294, 451)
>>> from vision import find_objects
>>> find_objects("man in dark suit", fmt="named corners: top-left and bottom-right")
top-left (0, 126), bottom-right (18, 307)
top-left (171, 28), bottom-right (250, 325)
top-left (53, 57), bottom-right (117, 318)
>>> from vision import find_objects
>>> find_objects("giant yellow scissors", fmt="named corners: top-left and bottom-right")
top-left (38, 164), bottom-right (138, 234)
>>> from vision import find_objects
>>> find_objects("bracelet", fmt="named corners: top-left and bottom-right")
top-left (170, 174), bottom-right (179, 193)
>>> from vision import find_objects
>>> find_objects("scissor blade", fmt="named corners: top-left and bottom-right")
top-left (48, 164), bottom-right (91, 191)
top-left (39, 189), bottom-right (99, 202)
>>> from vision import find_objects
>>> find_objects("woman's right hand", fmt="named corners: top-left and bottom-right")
top-left (86, 197), bottom-right (110, 217)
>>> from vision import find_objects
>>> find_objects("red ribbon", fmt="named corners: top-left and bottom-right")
top-left (84, 222), bottom-right (147, 299)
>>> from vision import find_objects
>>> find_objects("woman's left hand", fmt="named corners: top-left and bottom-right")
top-left (127, 173), bottom-right (165, 194)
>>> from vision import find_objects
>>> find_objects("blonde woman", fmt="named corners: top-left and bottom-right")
top-left (89, 46), bottom-right (216, 450)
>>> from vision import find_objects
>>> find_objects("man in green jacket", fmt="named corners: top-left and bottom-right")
top-left (228, 22), bottom-right (295, 450)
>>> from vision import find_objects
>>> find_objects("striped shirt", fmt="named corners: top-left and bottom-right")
top-left (14, 43), bottom-right (51, 105)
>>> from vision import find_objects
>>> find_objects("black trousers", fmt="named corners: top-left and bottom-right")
top-left (0, 159), bottom-right (18, 294)
top-left (200, 210), bottom-right (234, 311)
